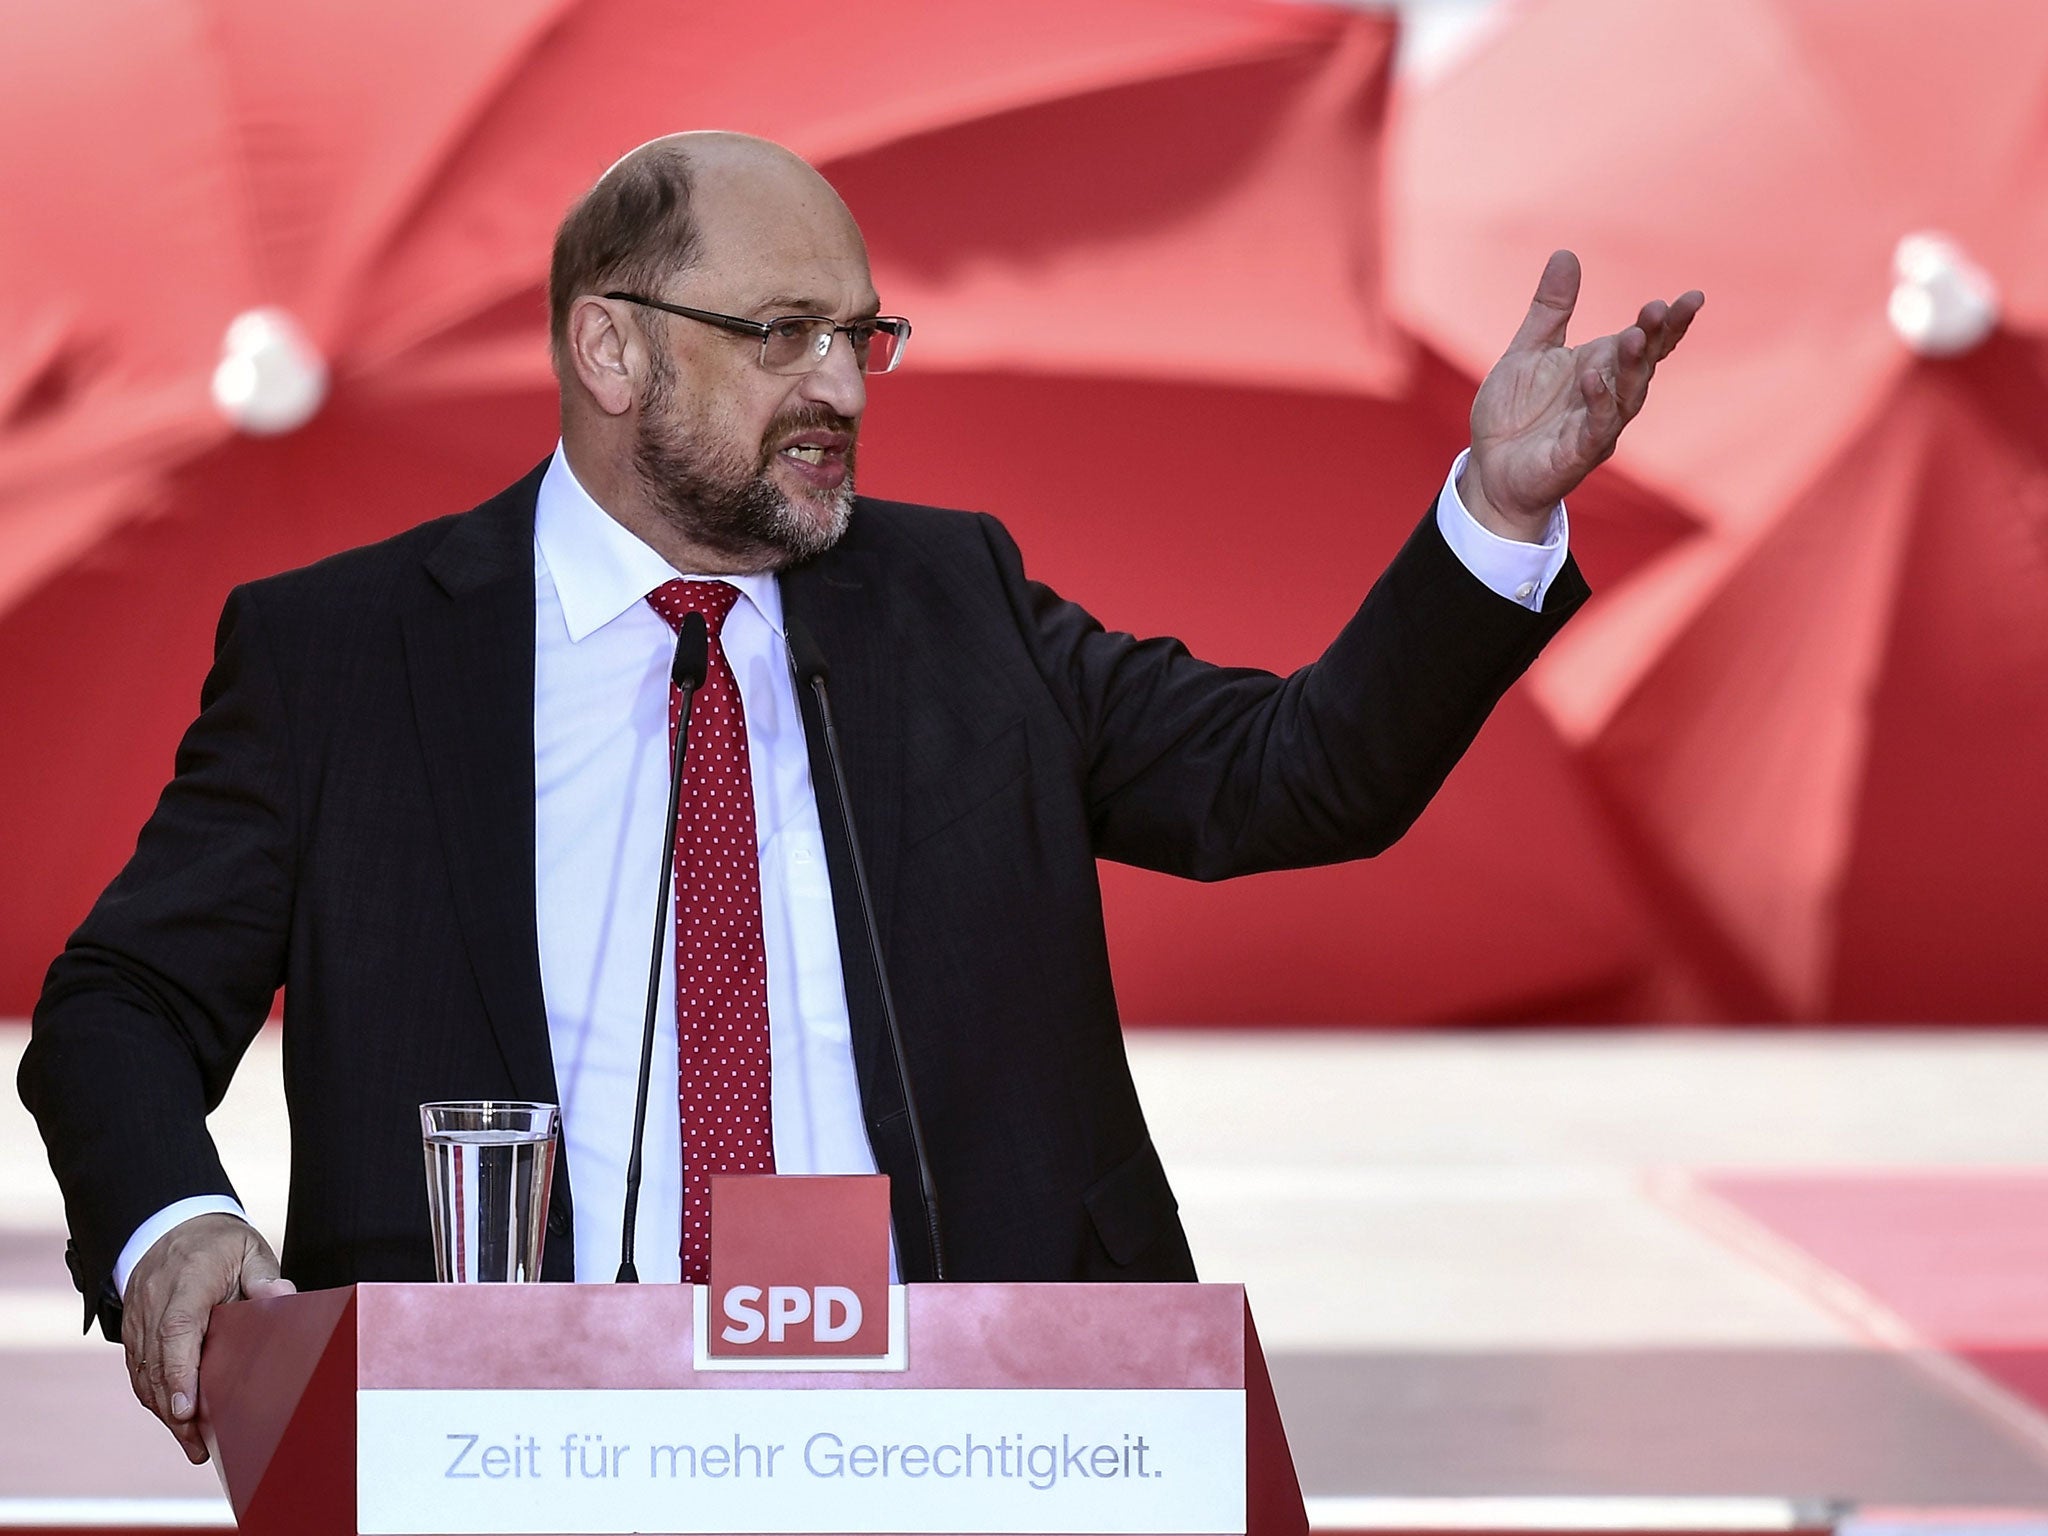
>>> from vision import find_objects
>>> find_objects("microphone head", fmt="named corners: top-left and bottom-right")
top-left (671, 611), bottom-right (709, 690)
top-left (785, 616), bottom-right (829, 687)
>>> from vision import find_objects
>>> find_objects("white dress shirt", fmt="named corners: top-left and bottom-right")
top-left (530, 447), bottom-right (874, 1282)
top-left (111, 446), bottom-right (1563, 1292)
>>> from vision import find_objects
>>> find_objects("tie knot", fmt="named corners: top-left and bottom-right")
top-left (647, 578), bottom-right (742, 637)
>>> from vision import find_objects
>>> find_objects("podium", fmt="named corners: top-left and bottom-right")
top-left (198, 1282), bottom-right (1308, 1536)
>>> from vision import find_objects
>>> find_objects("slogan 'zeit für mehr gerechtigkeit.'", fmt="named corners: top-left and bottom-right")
top-left (444, 1429), bottom-right (1165, 1491)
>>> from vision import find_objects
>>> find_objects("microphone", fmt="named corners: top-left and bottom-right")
top-left (617, 610), bottom-right (709, 1283)
top-left (785, 618), bottom-right (947, 1281)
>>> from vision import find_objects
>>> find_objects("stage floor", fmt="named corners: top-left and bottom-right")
top-left (4, 1026), bottom-right (2047, 1514)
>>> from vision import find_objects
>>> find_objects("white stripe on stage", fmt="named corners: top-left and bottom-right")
top-left (0, 1500), bottom-right (232, 1528)
top-left (1306, 1496), bottom-right (1830, 1531)
top-left (0, 1494), bottom-right (1827, 1531)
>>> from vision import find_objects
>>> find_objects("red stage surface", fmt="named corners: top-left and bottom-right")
top-left (1691, 1172), bottom-right (2048, 1426)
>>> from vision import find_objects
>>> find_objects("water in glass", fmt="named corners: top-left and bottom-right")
top-left (420, 1102), bottom-right (558, 1282)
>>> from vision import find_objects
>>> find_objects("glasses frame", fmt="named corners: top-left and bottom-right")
top-left (603, 291), bottom-right (911, 375)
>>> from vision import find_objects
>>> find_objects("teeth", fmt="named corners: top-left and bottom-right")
top-left (784, 445), bottom-right (828, 464)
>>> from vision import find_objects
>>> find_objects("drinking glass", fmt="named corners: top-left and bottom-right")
top-left (419, 1101), bottom-right (559, 1283)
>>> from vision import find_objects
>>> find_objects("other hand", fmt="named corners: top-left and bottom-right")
top-left (121, 1213), bottom-right (295, 1464)
top-left (1463, 250), bottom-right (1703, 539)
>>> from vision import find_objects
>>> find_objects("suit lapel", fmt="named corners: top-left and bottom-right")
top-left (780, 544), bottom-right (904, 951)
top-left (779, 543), bottom-right (911, 1124)
top-left (402, 466), bottom-right (557, 1104)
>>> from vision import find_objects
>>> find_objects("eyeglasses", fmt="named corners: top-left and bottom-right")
top-left (605, 292), bottom-right (911, 375)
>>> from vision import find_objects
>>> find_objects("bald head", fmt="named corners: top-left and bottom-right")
top-left (546, 132), bottom-right (864, 378)
top-left (633, 130), bottom-right (839, 194)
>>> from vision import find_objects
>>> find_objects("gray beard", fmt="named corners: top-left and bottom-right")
top-left (632, 355), bottom-right (854, 572)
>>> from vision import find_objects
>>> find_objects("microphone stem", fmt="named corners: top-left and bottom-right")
top-left (617, 680), bottom-right (696, 1284)
top-left (808, 675), bottom-right (947, 1281)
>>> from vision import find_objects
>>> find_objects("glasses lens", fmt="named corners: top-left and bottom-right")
top-left (860, 320), bottom-right (908, 375)
top-left (761, 317), bottom-right (831, 373)
top-left (759, 317), bottom-right (911, 374)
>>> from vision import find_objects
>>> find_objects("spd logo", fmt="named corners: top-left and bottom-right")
top-left (718, 1283), bottom-right (865, 1345)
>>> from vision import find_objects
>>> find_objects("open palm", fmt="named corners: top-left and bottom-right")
top-left (1465, 251), bottom-right (1703, 538)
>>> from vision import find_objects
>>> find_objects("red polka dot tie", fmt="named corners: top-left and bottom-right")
top-left (646, 579), bottom-right (774, 1283)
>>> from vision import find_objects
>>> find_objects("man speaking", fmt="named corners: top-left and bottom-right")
top-left (18, 132), bottom-right (1701, 1463)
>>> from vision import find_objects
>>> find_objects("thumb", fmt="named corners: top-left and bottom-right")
top-left (1506, 249), bottom-right (1581, 353)
top-left (238, 1238), bottom-right (295, 1299)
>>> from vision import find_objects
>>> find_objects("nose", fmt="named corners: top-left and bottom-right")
top-left (797, 328), bottom-right (866, 420)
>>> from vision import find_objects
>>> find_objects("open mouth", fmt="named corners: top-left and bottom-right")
top-left (772, 430), bottom-right (854, 490)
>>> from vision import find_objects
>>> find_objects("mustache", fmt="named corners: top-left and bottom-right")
top-left (760, 405), bottom-right (858, 455)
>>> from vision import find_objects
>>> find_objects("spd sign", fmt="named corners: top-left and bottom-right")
top-left (705, 1174), bottom-right (892, 1359)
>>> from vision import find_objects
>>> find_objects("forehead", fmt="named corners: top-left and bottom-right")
top-left (685, 163), bottom-right (874, 314)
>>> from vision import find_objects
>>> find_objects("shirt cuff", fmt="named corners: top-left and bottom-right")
top-left (1435, 448), bottom-right (1569, 611)
top-left (112, 1195), bottom-right (250, 1300)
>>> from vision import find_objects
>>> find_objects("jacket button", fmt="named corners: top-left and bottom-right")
top-left (547, 1208), bottom-right (568, 1236)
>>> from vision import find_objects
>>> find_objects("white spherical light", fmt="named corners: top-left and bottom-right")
top-left (1887, 232), bottom-right (2000, 358)
top-left (210, 307), bottom-right (327, 434)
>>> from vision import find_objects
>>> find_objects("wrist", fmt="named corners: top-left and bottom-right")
top-left (1458, 454), bottom-right (1553, 544)
top-left (116, 1198), bottom-right (252, 1302)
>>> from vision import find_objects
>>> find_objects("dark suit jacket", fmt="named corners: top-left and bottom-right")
top-left (20, 463), bottom-right (1586, 1335)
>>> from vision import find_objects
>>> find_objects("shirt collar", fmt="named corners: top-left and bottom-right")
top-left (534, 442), bottom-right (785, 643)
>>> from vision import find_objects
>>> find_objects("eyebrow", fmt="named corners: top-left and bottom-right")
top-left (754, 294), bottom-right (884, 318)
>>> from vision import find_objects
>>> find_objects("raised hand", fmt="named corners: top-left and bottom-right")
top-left (122, 1213), bottom-right (296, 1463)
top-left (1462, 250), bottom-right (1703, 540)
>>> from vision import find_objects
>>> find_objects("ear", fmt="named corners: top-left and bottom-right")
top-left (565, 296), bottom-right (640, 416)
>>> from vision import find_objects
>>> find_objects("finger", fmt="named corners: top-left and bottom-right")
top-left (136, 1287), bottom-right (176, 1427)
top-left (124, 1265), bottom-right (185, 1434)
top-left (1640, 303), bottom-right (1676, 364)
top-left (1506, 250), bottom-right (1582, 354)
top-left (125, 1340), bottom-right (156, 1415)
top-left (1661, 289), bottom-right (1705, 352)
top-left (121, 1295), bottom-right (153, 1413)
top-left (155, 1272), bottom-right (218, 1432)
top-left (134, 1345), bottom-right (204, 1462)
top-left (154, 1282), bottom-right (218, 1464)
top-left (1629, 290), bottom-right (1705, 367)
top-left (1635, 298), bottom-right (1670, 354)
top-left (1578, 362), bottom-right (1625, 452)
top-left (138, 1321), bottom-right (205, 1461)
top-left (1578, 366), bottom-right (1609, 414)
top-left (1613, 325), bottom-right (1654, 415)
top-left (172, 1415), bottom-right (210, 1464)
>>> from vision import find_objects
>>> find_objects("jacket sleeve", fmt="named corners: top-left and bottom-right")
top-left (982, 505), bottom-right (1590, 880)
top-left (16, 583), bottom-right (296, 1335)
